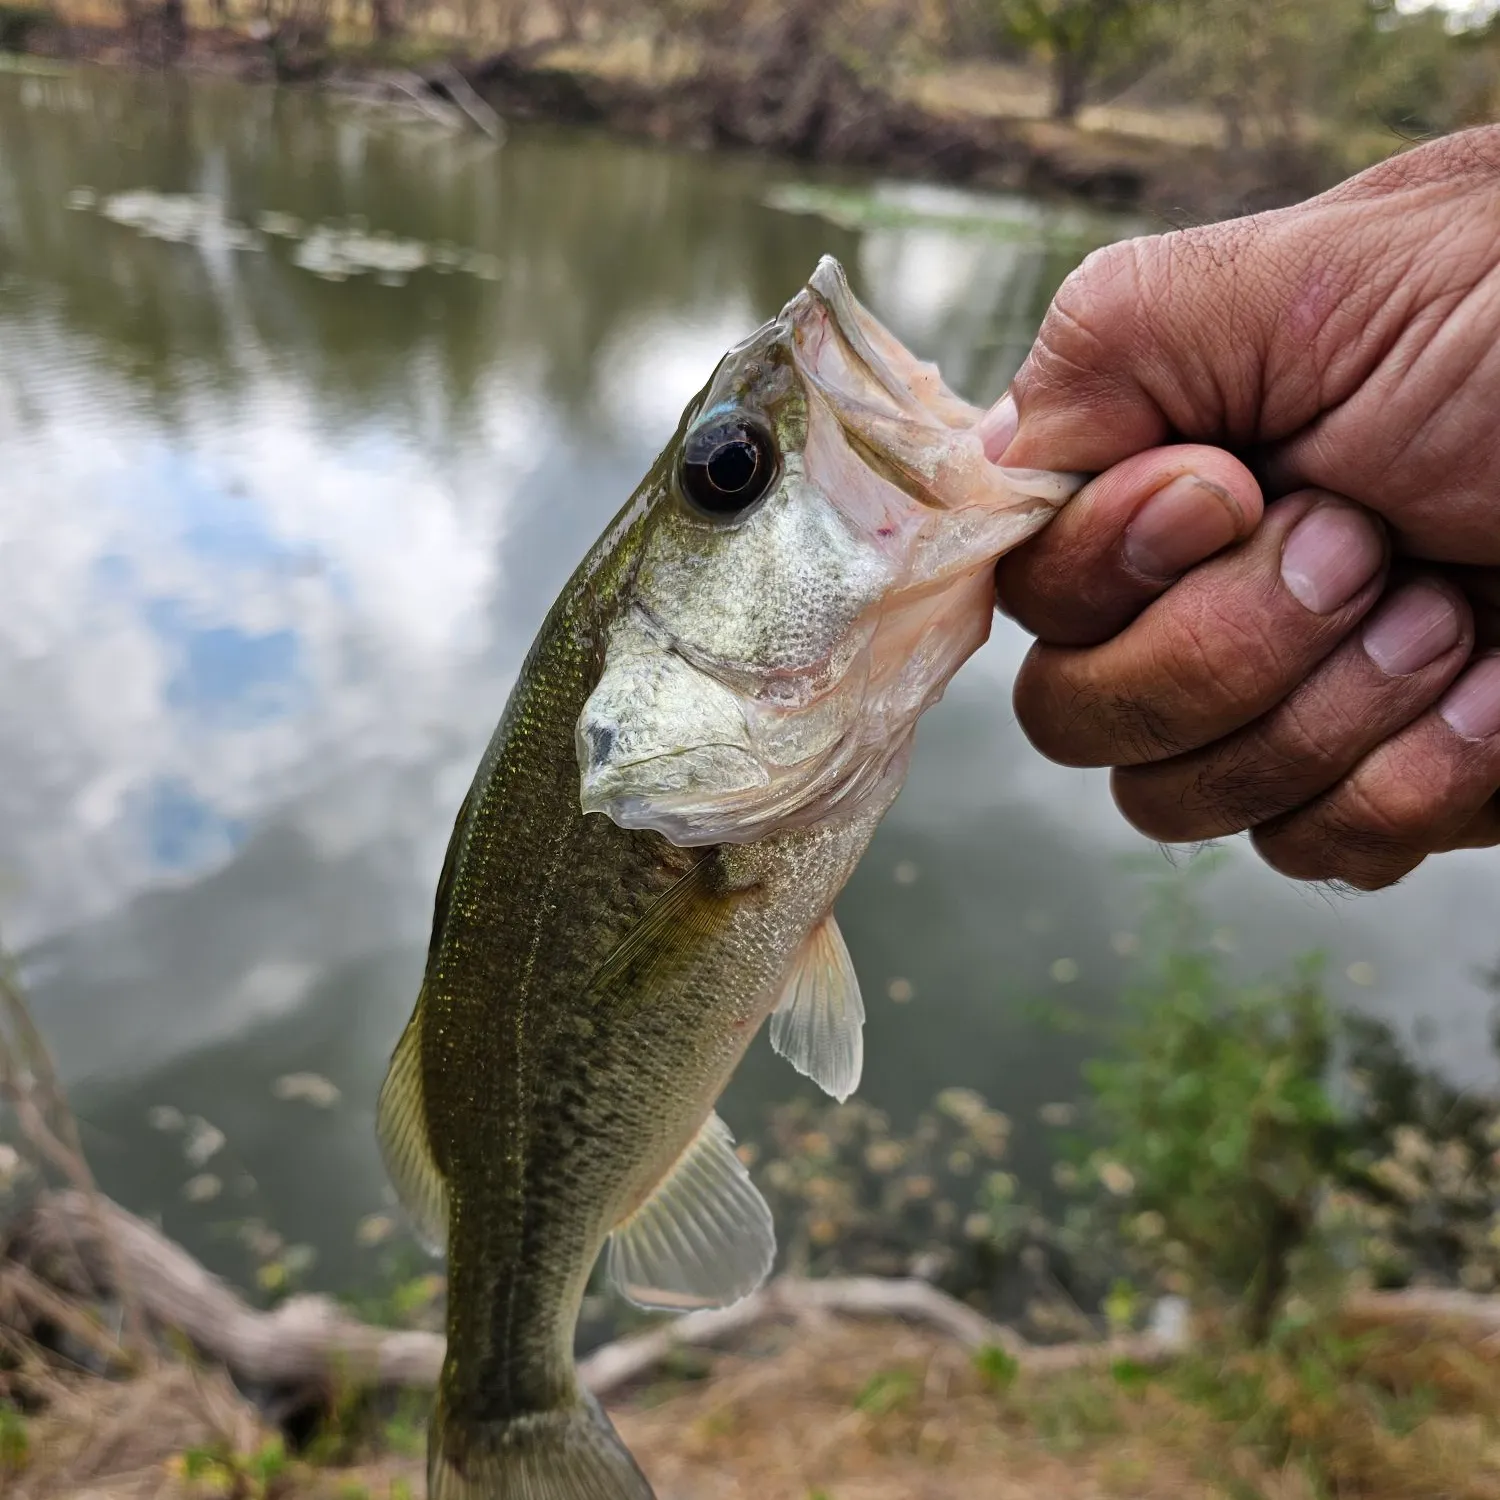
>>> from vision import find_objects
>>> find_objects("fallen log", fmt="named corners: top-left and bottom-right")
top-left (432, 63), bottom-right (505, 141)
top-left (15, 1190), bottom-right (1191, 1399)
top-left (17, 1190), bottom-right (1500, 1409)
top-left (16, 1190), bottom-right (444, 1389)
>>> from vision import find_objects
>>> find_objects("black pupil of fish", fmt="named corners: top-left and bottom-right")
top-left (681, 419), bottom-right (773, 516)
top-left (707, 440), bottom-right (759, 495)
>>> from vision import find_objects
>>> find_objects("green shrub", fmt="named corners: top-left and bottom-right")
top-left (1079, 863), bottom-right (1342, 1339)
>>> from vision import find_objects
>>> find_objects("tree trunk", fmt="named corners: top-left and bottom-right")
top-left (1219, 94), bottom-right (1246, 162)
top-left (1244, 1199), bottom-right (1305, 1345)
top-left (1050, 45), bottom-right (1089, 122)
top-left (371, 0), bottom-right (401, 43)
top-left (159, 0), bottom-right (187, 62)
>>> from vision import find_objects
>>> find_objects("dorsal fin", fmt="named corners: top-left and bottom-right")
top-left (607, 1112), bottom-right (775, 1311)
top-left (769, 912), bottom-right (864, 1102)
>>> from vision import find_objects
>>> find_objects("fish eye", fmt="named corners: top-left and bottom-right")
top-left (679, 412), bottom-right (778, 520)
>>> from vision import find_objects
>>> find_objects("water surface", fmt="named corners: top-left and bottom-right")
top-left (1, 67), bottom-right (1495, 1291)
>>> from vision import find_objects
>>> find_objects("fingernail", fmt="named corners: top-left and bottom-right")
top-left (1280, 503), bottom-right (1384, 614)
top-left (977, 393), bottom-right (1018, 462)
top-left (1122, 474), bottom-right (1243, 581)
top-left (1361, 584), bottom-right (1461, 676)
top-left (1440, 654), bottom-right (1500, 740)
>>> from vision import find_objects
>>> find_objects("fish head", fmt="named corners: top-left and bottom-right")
top-left (578, 255), bottom-right (1083, 847)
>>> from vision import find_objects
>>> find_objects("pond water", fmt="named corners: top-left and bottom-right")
top-left (1, 65), bottom-right (1496, 1293)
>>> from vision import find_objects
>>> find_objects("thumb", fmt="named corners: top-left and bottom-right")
top-left (976, 160), bottom-right (1449, 476)
top-left (977, 229), bottom-right (1278, 473)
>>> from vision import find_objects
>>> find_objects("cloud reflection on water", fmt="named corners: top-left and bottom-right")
top-left (0, 69), bottom-right (1495, 1288)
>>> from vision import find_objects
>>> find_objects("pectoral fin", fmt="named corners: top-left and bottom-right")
top-left (375, 1002), bottom-right (448, 1254)
top-left (769, 913), bottom-right (864, 1103)
top-left (607, 1112), bottom-right (775, 1311)
top-left (586, 856), bottom-right (740, 1023)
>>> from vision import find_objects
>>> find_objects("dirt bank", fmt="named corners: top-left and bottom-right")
top-left (18, 15), bottom-right (1333, 224)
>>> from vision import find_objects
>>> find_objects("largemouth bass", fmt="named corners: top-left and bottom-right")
top-left (377, 257), bottom-right (1082, 1500)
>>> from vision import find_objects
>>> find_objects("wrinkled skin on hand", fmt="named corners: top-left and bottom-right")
top-left (987, 126), bottom-right (1500, 890)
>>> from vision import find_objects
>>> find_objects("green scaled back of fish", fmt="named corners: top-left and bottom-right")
top-left (376, 257), bottom-right (1084, 1500)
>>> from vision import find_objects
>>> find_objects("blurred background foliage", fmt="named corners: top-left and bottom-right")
top-left (10, 0), bottom-right (1499, 186)
top-left (737, 857), bottom-right (1500, 1350)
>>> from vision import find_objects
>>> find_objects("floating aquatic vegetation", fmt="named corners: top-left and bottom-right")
top-left (290, 224), bottom-right (502, 284)
top-left (764, 181), bottom-right (1133, 247)
top-left (147, 1104), bottom-right (185, 1131)
top-left (292, 225), bottom-right (428, 283)
top-left (182, 1171), bottom-right (222, 1203)
top-left (182, 1116), bottom-right (226, 1167)
top-left (99, 190), bottom-right (262, 252)
top-left (72, 187), bottom-right (503, 286)
top-left (255, 210), bottom-right (303, 238)
top-left (271, 1071), bottom-right (341, 1108)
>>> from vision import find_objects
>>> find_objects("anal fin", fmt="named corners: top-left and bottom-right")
top-left (770, 912), bottom-right (864, 1103)
top-left (375, 1000), bottom-right (449, 1254)
top-left (607, 1112), bottom-right (774, 1312)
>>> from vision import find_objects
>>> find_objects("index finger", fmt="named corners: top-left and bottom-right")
top-left (995, 445), bottom-right (1263, 647)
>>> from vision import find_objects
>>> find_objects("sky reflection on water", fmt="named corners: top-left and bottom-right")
top-left (1, 68), bottom-right (1495, 1288)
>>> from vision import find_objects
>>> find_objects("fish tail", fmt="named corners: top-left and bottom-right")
top-left (428, 1388), bottom-right (656, 1500)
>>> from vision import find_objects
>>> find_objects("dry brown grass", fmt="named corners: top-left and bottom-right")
top-left (10, 1355), bottom-right (271, 1500)
top-left (615, 1318), bottom-right (1213, 1499)
top-left (14, 1310), bottom-right (1500, 1500)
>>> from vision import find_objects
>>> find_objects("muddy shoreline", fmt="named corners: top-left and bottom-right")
top-left (19, 20), bottom-right (1320, 225)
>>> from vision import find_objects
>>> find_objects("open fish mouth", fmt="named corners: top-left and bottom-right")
top-left (792, 256), bottom-right (986, 432)
top-left (575, 256), bottom-right (1086, 849)
top-left (789, 256), bottom-right (1083, 516)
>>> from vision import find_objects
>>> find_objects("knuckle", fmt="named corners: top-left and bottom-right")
top-left (1250, 823), bottom-right (1336, 883)
top-left (1251, 817), bottom-right (1411, 887)
top-left (1012, 649), bottom-right (1107, 767)
top-left (1251, 757), bottom-right (1439, 889)
top-left (1118, 721), bottom-right (1329, 845)
top-left (1144, 592), bottom-right (1287, 721)
top-left (1334, 761), bottom-right (1448, 847)
top-left (1188, 736), bottom-right (1311, 834)
top-left (1272, 686), bottom-right (1365, 767)
top-left (1014, 647), bottom-right (1178, 768)
top-left (1110, 767), bottom-right (1192, 841)
top-left (1100, 692), bottom-right (1179, 764)
top-left (1028, 238), bottom-right (1151, 385)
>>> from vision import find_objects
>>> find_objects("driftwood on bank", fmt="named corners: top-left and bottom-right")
top-left (14, 1189), bottom-right (1500, 1408)
top-left (14, 1191), bottom-right (445, 1390)
top-left (17, 1189), bottom-right (1192, 1400)
top-left (432, 63), bottom-right (505, 141)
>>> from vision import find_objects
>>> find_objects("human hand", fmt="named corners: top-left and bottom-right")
top-left (986, 127), bottom-right (1500, 889)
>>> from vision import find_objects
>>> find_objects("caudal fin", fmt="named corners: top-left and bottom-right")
top-left (428, 1390), bottom-right (656, 1500)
